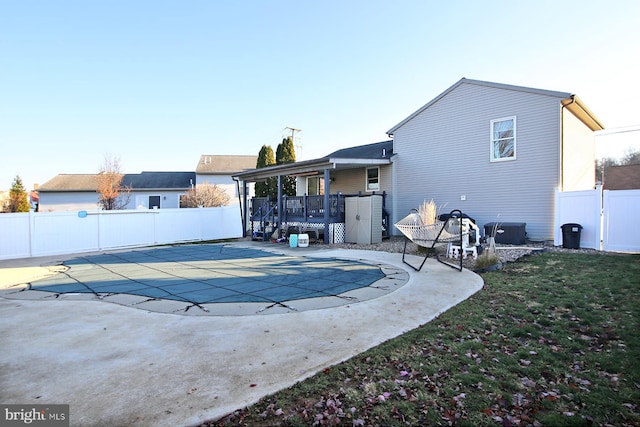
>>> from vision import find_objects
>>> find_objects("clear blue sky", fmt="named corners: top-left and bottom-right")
top-left (1, 0), bottom-right (639, 190)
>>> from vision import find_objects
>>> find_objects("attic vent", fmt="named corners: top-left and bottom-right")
top-left (203, 156), bottom-right (211, 164)
top-left (382, 148), bottom-right (386, 157)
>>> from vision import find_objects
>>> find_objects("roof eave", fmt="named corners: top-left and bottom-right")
top-left (387, 78), bottom-right (466, 136)
top-left (233, 157), bottom-right (392, 182)
top-left (562, 95), bottom-right (605, 131)
top-left (328, 158), bottom-right (392, 166)
top-left (38, 189), bottom-right (98, 193)
top-left (387, 77), bottom-right (575, 135)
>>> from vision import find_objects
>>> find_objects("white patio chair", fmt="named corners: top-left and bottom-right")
top-left (394, 209), bottom-right (469, 271)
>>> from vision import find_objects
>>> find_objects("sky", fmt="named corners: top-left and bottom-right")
top-left (1, 0), bottom-right (639, 190)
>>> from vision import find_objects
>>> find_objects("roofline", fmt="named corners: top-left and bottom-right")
top-left (233, 157), bottom-right (392, 182)
top-left (233, 141), bottom-right (393, 182)
top-left (39, 187), bottom-right (192, 193)
top-left (197, 171), bottom-right (253, 175)
top-left (387, 77), bottom-right (574, 135)
top-left (327, 158), bottom-right (391, 165)
top-left (233, 159), bottom-right (332, 181)
top-left (38, 189), bottom-right (97, 193)
top-left (561, 95), bottom-right (605, 131)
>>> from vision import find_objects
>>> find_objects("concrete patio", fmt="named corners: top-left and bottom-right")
top-left (0, 242), bottom-right (483, 427)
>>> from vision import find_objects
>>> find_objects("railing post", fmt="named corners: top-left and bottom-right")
top-left (283, 194), bottom-right (287, 224)
top-left (303, 194), bottom-right (308, 222)
top-left (277, 175), bottom-right (282, 238)
top-left (323, 169), bottom-right (330, 243)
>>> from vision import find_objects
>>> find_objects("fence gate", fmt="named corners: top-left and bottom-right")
top-left (555, 186), bottom-right (640, 252)
top-left (602, 189), bottom-right (640, 252)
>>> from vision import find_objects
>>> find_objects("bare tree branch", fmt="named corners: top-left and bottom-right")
top-left (181, 183), bottom-right (230, 208)
top-left (97, 154), bottom-right (130, 210)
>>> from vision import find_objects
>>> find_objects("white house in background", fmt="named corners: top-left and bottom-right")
top-left (195, 155), bottom-right (257, 205)
top-left (37, 154), bottom-right (258, 212)
top-left (38, 172), bottom-right (196, 212)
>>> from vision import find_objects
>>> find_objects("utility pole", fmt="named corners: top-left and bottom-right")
top-left (284, 126), bottom-right (302, 157)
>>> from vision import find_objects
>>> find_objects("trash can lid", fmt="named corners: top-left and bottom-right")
top-left (561, 223), bottom-right (582, 229)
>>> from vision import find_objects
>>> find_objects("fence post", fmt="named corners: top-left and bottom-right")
top-left (597, 184), bottom-right (604, 251)
top-left (553, 187), bottom-right (561, 246)
top-left (29, 210), bottom-right (35, 257)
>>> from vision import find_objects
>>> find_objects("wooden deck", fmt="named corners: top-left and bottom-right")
top-left (249, 193), bottom-right (389, 241)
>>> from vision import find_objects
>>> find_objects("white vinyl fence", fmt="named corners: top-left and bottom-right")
top-left (555, 186), bottom-right (640, 252)
top-left (0, 206), bottom-right (243, 260)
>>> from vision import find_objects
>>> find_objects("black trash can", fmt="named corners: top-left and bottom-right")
top-left (561, 223), bottom-right (582, 249)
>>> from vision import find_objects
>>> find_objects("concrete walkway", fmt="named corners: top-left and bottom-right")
top-left (0, 243), bottom-right (483, 427)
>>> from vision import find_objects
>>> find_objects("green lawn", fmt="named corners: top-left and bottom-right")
top-left (210, 251), bottom-right (640, 426)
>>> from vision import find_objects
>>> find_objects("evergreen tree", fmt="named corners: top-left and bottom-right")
top-left (276, 136), bottom-right (297, 196)
top-left (254, 145), bottom-right (277, 199)
top-left (7, 175), bottom-right (31, 212)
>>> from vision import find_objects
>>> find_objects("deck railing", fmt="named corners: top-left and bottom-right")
top-left (249, 193), bottom-right (389, 241)
top-left (250, 194), bottom-right (347, 224)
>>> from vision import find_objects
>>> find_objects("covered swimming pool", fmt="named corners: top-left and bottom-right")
top-left (25, 244), bottom-right (409, 315)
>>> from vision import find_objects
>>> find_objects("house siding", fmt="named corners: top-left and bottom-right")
top-left (197, 174), bottom-right (253, 205)
top-left (329, 165), bottom-right (392, 196)
top-left (39, 190), bottom-right (188, 211)
top-left (38, 192), bottom-right (99, 212)
top-left (131, 191), bottom-right (185, 209)
top-left (392, 82), bottom-right (563, 240)
top-left (562, 109), bottom-right (596, 191)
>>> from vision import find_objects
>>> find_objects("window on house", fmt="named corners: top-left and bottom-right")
top-left (366, 167), bottom-right (380, 191)
top-left (306, 176), bottom-right (324, 196)
top-left (491, 116), bottom-right (516, 161)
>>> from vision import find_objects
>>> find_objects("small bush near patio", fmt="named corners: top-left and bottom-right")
top-left (208, 251), bottom-right (640, 426)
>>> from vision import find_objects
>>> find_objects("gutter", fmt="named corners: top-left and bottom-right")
top-left (561, 95), bottom-right (605, 131)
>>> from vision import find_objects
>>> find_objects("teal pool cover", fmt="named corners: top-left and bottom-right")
top-left (29, 245), bottom-right (387, 306)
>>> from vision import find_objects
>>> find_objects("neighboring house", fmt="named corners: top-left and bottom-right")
top-left (123, 172), bottom-right (196, 209)
top-left (30, 189), bottom-right (39, 211)
top-left (234, 78), bottom-right (604, 242)
top-left (38, 174), bottom-right (100, 212)
top-left (603, 164), bottom-right (640, 190)
top-left (38, 172), bottom-right (196, 212)
top-left (195, 155), bottom-right (257, 206)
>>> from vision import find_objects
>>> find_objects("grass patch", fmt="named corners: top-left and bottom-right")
top-left (209, 251), bottom-right (640, 426)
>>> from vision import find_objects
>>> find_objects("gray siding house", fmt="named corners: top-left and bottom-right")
top-left (37, 154), bottom-right (256, 212)
top-left (387, 78), bottom-right (604, 240)
top-left (234, 78), bottom-right (604, 242)
top-left (38, 172), bottom-right (196, 212)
